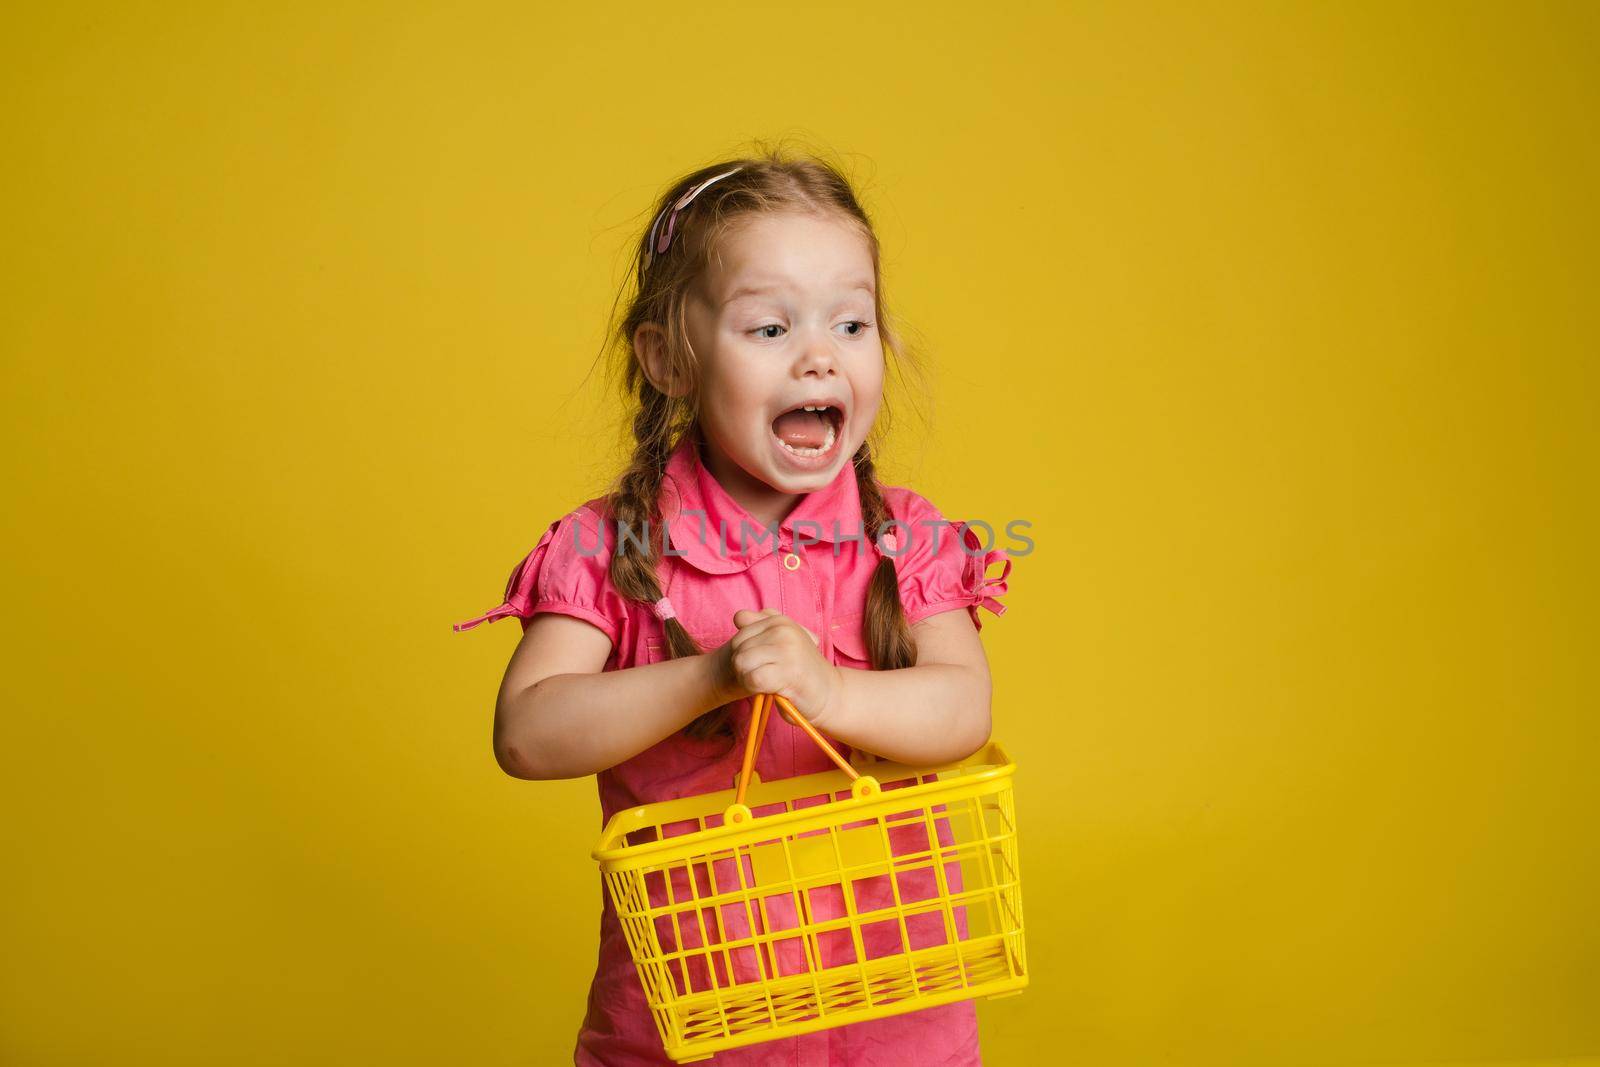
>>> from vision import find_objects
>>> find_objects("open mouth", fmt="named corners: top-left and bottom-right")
top-left (770, 403), bottom-right (845, 460)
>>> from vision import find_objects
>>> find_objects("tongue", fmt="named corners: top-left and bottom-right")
top-left (772, 409), bottom-right (829, 449)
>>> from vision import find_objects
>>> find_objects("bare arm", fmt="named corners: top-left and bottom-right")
top-left (493, 605), bottom-right (991, 780)
top-left (492, 613), bottom-right (738, 780)
top-left (809, 608), bottom-right (993, 767)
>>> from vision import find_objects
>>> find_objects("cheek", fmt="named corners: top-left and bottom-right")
top-left (701, 361), bottom-right (771, 428)
top-left (850, 365), bottom-right (886, 420)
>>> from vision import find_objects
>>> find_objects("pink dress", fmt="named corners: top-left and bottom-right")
top-left (455, 432), bottom-right (1013, 1066)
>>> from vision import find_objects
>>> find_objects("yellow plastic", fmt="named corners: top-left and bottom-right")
top-left (592, 693), bottom-right (1028, 1062)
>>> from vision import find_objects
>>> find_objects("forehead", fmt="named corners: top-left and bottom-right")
top-left (703, 211), bottom-right (875, 303)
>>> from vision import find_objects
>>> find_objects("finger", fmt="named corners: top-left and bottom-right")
top-left (730, 613), bottom-right (789, 648)
top-left (734, 617), bottom-right (821, 655)
top-left (732, 643), bottom-right (784, 675)
top-left (732, 607), bottom-right (782, 629)
top-left (746, 663), bottom-right (787, 696)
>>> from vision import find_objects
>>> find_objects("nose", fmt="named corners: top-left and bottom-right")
top-left (793, 325), bottom-right (839, 379)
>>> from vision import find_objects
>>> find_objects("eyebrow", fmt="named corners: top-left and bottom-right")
top-left (722, 279), bottom-right (876, 307)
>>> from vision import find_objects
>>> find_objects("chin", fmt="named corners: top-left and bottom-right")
top-left (763, 463), bottom-right (841, 494)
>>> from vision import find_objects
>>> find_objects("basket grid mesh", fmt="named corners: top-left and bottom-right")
top-left (599, 764), bottom-right (1025, 1055)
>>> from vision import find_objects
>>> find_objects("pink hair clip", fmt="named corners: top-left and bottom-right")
top-left (652, 596), bottom-right (677, 622)
top-left (646, 166), bottom-right (743, 267)
top-left (876, 530), bottom-right (900, 556)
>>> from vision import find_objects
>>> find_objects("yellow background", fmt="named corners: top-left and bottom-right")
top-left (3, 3), bottom-right (1595, 1065)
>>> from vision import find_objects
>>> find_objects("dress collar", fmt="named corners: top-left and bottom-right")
top-left (658, 430), bottom-right (865, 574)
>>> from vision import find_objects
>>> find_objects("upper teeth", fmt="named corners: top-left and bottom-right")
top-left (803, 405), bottom-right (829, 412)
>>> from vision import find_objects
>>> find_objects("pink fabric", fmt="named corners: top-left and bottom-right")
top-left (454, 432), bottom-right (1011, 1066)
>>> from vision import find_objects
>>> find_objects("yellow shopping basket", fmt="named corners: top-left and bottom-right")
top-left (592, 692), bottom-right (1028, 1062)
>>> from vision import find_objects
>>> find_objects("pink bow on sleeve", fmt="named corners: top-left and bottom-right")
top-left (452, 519), bottom-right (561, 632)
top-left (956, 522), bottom-right (1013, 618)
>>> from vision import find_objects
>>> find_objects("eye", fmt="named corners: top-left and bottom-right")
top-left (750, 324), bottom-right (786, 340)
top-left (836, 320), bottom-right (875, 337)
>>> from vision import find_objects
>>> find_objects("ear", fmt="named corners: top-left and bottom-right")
top-left (633, 322), bottom-right (690, 398)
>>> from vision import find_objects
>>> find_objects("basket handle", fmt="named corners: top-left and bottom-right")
top-left (731, 693), bottom-right (859, 810)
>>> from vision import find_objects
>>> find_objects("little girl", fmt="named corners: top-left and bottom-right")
top-left (455, 151), bottom-right (1014, 1066)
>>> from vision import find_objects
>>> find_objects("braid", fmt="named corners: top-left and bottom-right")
top-left (608, 392), bottom-right (739, 743)
top-left (852, 445), bottom-right (917, 671)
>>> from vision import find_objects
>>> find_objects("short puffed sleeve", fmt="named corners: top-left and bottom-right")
top-left (884, 488), bottom-right (1014, 632)
top-left (451, 505), bottom-right (623, 644)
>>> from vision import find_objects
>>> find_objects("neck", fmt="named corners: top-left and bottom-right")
top-left (697, 432), bottom-right (804, 531)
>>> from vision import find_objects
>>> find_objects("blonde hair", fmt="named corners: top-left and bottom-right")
top-left (598, 143), bottom-right (924, 741)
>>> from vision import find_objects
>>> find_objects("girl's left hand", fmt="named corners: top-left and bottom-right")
top-left (727, 608), bottom-right (845, 729)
